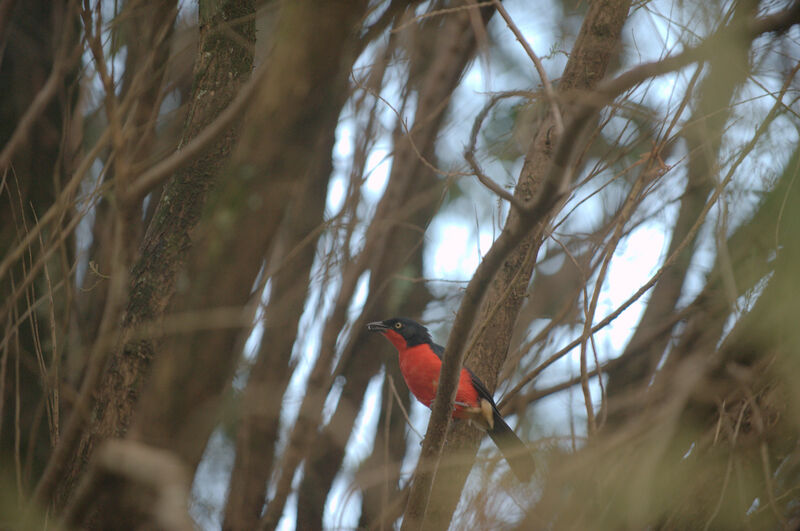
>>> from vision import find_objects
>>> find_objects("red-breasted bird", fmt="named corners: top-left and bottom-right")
top-left (367, 317), bottom-right (535, 482)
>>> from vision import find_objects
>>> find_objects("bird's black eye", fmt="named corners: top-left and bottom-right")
top-left (394, 322), bottom-right (402, 329)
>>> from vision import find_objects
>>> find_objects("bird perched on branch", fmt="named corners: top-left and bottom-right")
top-left (367, 317), bottom-right (535, 482)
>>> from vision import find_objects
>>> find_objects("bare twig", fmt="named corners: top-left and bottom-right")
top-left (577, 167), bottom-right (652, 434)
top-left (464, 92), bottom-right (531, 210)
top-left (498, 57), bottom-right (794, 411)
top-left (0, 128), bottom-right (111, 301)
top-left (492, 0), bottom-right (563, 136)
top-left (545, 0), bottom-right (800, 203)
top-left (465, 150), bottom-right (523, 208)
top-left (389, 376), bottom-right (424, 440)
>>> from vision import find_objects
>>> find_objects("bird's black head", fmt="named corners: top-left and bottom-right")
top-left (367, 317), bottom-right (432, 348)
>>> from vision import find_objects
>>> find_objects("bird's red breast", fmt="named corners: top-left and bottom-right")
top-left (384, 330), bottom-right (480, 417)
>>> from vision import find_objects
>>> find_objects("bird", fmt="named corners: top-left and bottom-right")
top-left (367, 316), bottom-right (535, 482)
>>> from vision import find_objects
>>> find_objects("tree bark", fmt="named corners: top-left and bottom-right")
top-left (55, 0), bottom-right (253, 515)
top-left (126, 1), bottom-right (369, 528)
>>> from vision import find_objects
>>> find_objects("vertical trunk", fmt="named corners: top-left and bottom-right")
top-left (55, 0), bottom-right (254, 515)
top-left (126, 2), bottom-right (369, 528)
top-left (221, 98), bottom-right (336, 531)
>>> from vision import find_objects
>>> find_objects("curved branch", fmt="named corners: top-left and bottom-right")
top-left (492, 0), bottom-right (563, 135)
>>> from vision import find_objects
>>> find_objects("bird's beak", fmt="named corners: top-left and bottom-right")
top-left (367, 321), bottom-right (389, 332)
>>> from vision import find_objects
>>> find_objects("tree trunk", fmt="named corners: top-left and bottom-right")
top-left (55, 0), bottom-right (254, 516)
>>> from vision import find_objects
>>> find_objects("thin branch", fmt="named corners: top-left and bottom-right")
top-left (578, 165), bottom-right (653, 434)
top-left (464, 92), bottom-right (531, 210)
top-left (0, 151), bottom-right (112, 345)
top-left (498, 56), bottom-right (795, 411)
top-left (30, 304), bottom-right (254, 511)
top-left (389, 373), bottom-right (424, 440)
top-left (543, 0), bottom-right (800, 205)
top-left (465, 150), bottom-right (523, 207)
top-left (492, 0), bottom-right (563, 136)
top-left (506, 355), bottom-right (627, 408)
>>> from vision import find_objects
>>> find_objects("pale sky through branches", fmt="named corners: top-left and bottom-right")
top-left (181, 0), bottom-right (800, 528)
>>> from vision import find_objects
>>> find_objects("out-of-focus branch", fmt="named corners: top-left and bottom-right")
top-left (464, 92), bottom-right (528, 210)
top-left (492, 0), bottom-right (563, 135)
top-left (294, 4), bottom-right (493, 527)
top-left (62, 440), bottom-right (193, 531)
top-left (524, 59), bottom-right (800, 530)
top-left (499, 82), bottom-right (790, 411)
top-left (255, 79), bottom-right (396, 529)
top-left (664, 67), bottom-right (800, 375)
top-left (76, 0), bottom-right (179, 354)
top-left (359, 0), bottom-right (418, 51)
top-left (125, 61), bottom-right (267, 203)
top-left (0, 128), bottom-right (111, 306)
top-left (603, 0), bottom-right (758, 425)
top-left (0, 4), bottom-right (79, 174)
top-left (546, 0), bottom-right (800, 190)
top-left (222, 24), bottom-right (351, 529)
top-left (129, 0), bottom-right (367, 468)
top-left (50, 0), bottom-right (255, 516)
top-left (0, 0), bottom-right (18, 59)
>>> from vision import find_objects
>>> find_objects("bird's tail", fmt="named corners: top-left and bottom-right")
top-left (487, 411), bottom-right (536, 483)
